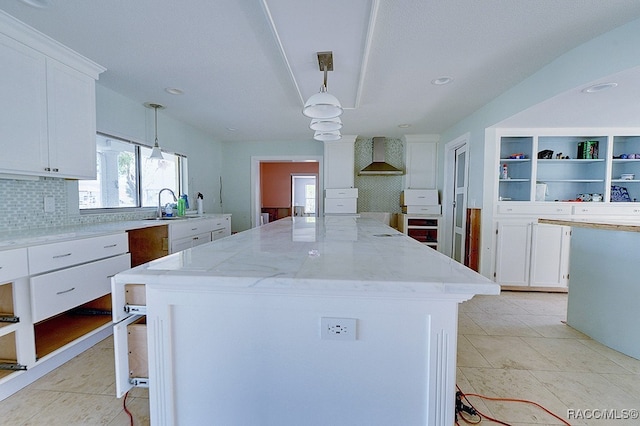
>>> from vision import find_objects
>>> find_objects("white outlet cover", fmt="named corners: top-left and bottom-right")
top-left (320, 317), bottom-right (357, 341)
top-left (44, 196), bottom-right (55, 213)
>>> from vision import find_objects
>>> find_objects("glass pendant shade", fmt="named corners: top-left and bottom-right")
top-left (150, 142), bottom-right (164, 159)
top-left (303, 89), bottom-right (343, 119)
top-left (145, 102), bottom-right (166, 160)
top-left (313, 130), bottom-right (342, 141)
top-left (310, 117), bottom-right (342, 132)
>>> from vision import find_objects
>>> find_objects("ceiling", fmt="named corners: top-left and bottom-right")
top-left (2, 0), bottom-right (640, 143)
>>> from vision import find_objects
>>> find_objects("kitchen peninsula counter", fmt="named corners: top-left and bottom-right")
top-left (539, 217), bottom-right (640, 360)
top-left (112, 216), bottom-right (499, 426)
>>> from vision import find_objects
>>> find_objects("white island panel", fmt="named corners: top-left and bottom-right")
top-left (113, 217), bottom-right (499, 425)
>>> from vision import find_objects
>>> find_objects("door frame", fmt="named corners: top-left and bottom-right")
top-left (250, 156), bottom-right (323, 228)
top-left (442, 133), bottom-right (470, 259)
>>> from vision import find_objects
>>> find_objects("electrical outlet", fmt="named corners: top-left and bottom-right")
top-left (320, 317), bottom-right (357, 341)
top-left (44, 196), bottom-right (55, 213)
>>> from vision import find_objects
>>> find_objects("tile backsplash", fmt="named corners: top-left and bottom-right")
top-left (354, 137), bottom-right (404, 214)
top-left (0, 177), bottom-right (154, 233)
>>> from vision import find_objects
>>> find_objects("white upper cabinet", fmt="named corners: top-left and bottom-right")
top-left (0, 33), bottom-right (49, 175)
top-left (0, 11), bottom-right (104, 179)
top-left (323, 136), bottom-right (356, 189)
top-left (403, 135), bottom-right (438, 189)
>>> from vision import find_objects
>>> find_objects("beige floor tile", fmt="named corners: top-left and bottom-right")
top-left (0, 387), bottom-right (63, 425)
top-left (465, 335), bottom-right (558, 370)
top-left (514, 314), bottom-right (587, 339)
top-left (579, 338), bottom-right (640, 374)
top-left (532, 370), bottom-right (640, 425)
top-left (522, 337), bottom-right (630, 373)
top-left (457, 312), bottom-right (487, 335)
top-left (30, 345), bottom-right (115, 395)
top-left (465, 311), bottom-right (543, 337)
top-left (21, 393), bottom-right (124, 426)
top-left (108, 395), bottom-right (150, 426)
top-left (459, 367), bottom-right (571, 425)
top-left (457, 335), bottom-right (492, 368)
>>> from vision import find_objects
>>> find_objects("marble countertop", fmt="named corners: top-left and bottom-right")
top-left (0, 214), bottom-right (229, 250)
top-left (115, 217), bottom-right (500, 297)
top-left (539, 217), bottom-right (640, 232)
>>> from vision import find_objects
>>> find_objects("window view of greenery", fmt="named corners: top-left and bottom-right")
top-left (79, 134), bottom-right (184, 210)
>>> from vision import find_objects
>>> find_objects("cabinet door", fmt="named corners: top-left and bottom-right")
top-left (0, 33), bottom-right (49, 175)
top-left (324, 140), bottom-right (355, 188)
top-left (46, 58), bottom-right (97, 179)
top-left (495, 221), bottom-right (531, 286)
top-left (530, 224), bottom-right (570, 287)
top-left (404, 141), bottom-right (437, 188)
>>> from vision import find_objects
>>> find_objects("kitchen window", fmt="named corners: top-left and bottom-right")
top-left (79, 133), bottom-right (187, 210)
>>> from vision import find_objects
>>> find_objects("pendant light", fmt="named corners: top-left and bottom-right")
top-left (302, 51), bottom-right (343, 120)
top-left (145, 102), bottom-right (165, 160)
top-left (310, 117), bottom-right (342, 132)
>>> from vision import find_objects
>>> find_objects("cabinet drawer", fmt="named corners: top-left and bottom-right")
top-left (402, 205), bottom-right (441, 214)
top-left (170, 218), bottom-right (215, 240)
top-left (28, 233), bottom-right (128, 275)
top-left (325, 197), bottom-right (357, 213)
top-left (212, 228), bottom-right (228, 240)
top-left (400, 189), bottom-right (438, 206)
top-left (325, 188), bottom-right (358, 199)
top-left (171, 232), bottom-right (212, 253)
top-left (212, 217), bottom-right (229, 231)
top-left (572, 204), bottom-right (640, 215)
top-left (497, 203), bottom-right (571, 215)
top-left (114, 314), bottom-right (147, 398)
top-left (0, 248), bottom-right (28, 282)
top-left (31, 253), bottom-right (130, 323)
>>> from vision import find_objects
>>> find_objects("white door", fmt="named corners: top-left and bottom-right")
top-left (451, 144), bottom-right (469, 263)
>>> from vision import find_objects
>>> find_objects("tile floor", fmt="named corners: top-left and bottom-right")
top-left (457, 291), bottom-right (640, 426)
top-left (0, 291), bottom-right (638, 425)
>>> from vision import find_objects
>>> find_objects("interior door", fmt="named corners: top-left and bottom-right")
top-left (451, 144), bottom-right (469, 263)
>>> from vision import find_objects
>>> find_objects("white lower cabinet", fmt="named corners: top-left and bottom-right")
top-left (495, 220), bottom-right (570, 288)
top-left (114, 313), bottom-right (147, 397)
top-left (0, 232), bottom-right (131, 401)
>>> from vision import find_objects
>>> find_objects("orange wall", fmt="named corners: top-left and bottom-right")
top-left (261, 162), bottom-right (319, 207)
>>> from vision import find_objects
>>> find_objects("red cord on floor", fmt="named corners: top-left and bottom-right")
top-left (123, 390), bottom-right (134, 426)
top-left (456, 384), bottom-right (571, 425)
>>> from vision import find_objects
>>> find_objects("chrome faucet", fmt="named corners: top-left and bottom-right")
top-left (158, 188), bottom-right (177, 218)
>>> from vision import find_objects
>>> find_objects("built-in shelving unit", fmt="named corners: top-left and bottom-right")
top-left (497, 132), bottom-right (640, 203)
top-left (399, 215), bottom-right (440, 250)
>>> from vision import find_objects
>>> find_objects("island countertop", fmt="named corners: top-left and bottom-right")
top-left (114, 216), bottom-right (499, 297)
top-left (539, 217), bottom-right (640, 232)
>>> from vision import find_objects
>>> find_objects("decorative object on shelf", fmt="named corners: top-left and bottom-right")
top-left (508, 153), bottom-right (526, 159)
top-left (501, 164), bottom-right (508, 179)
top-left (611, 185), bottom-right (632, 202)
top-left (621, 173), bottom-right (635, 180)
top-left (303, 51), bottom-right (343, 141)
top-left (538, 149), bottom-right (553, 159)
top-left (145, 102), bottom-right (166, 160)
top-left (577, 140), bottom-right (598, 159)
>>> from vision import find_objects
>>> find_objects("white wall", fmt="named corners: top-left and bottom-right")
top-left (438, 17), bottom-right (640, 276)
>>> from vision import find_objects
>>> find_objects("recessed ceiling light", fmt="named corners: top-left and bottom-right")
top-left (19, 0), bottom-right (52, 8)
top-left (165, 88), bottom-right (184, 95)
top-left (226, 127), bottom-right (237, 132)
top-left (431, 77), bottom-right (453, 86)
top-left (398, 124), bottom-right (411, 128)
top-left (582, 82), bottom-right (617, 93)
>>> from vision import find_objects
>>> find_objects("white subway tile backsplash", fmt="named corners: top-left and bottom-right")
top-left (0, 177), bottom-right (155, 233)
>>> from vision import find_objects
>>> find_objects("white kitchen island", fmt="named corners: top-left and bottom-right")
top-left (112, 217), bottom-right (499, 425)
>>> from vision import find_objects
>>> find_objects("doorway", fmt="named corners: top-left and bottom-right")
top-left (442, 134), bottom-right (469, 262)
top-left (250, 156), bottom-right (323, 228)
top-left (291, 174), bottom-right (318, 217)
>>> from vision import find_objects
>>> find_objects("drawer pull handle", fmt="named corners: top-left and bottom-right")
top-left (56, 287), bottom-right (75, 295)
top-left (52, 253), bottom-right (72, 259)
top-left (103, 244), bottom-right (117, 248)
top-left (191, 228), bottom-right (198, 231)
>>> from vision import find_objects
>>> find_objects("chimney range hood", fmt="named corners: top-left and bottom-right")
top-left (358, 137), bottom-right (404, 175)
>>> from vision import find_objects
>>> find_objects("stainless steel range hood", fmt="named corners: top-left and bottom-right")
top-left (358, 137), bottom-right (404, 175)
